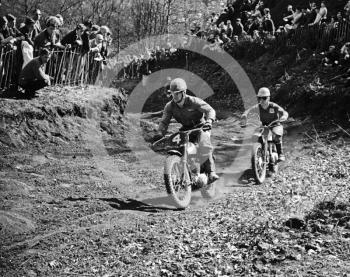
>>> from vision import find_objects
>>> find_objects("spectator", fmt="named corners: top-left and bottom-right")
top-left (233, 18), bottom-right (245, 36)
top-left (218, 22), bottom-right (227, 34)
top-left (81, 20), bottom-right (92, 54)
top-left (298, 8), bottom-right (309, 27)
top-left (344, 0), bottom-right (350, 17)
top-left (221, 33), bottom-right (231, 43)
top-left (90, 33), bottom-right (103, 53)
top-left (241, 0), bottom-right (253, 13)
top-left (226, 20), bottom-right (234, 37)
top-left (19, 17), bottom-right (35, 46)
top-left (321, 45), bottom-right (339, 67)
top-left (340, 42), bottom-right (350, 66)
top-left (210, 13), bottom-right (219, 25)
top-left (61, 23), bottom-right (85, 50)
top-left (284, 7), bottom-right (303, 32)
top-left (34, 16), bottom-right (62, 52)
top-left (0, 16), bottom-right (14, 48)
top-left (18, 48), bottom-right (52, 98)
top-left (262, 8), bottom-right (275, 35)
top-left (32, 9), bottom-right (42, 39)
top-left (283, 5), bottom-right (294, 25)
top-left (251, 3), bottom-right (263, 18)
top-left (217, 8), bottom-right (229, 26)
top-left (89, 24), bottom-right (100, 39)
top-left (335, 12), bottom-right (345, 25)
top-left (55, 14), bottom-right (64, 27)
top-left (6, 14), bottom-right (23, 39)
top-left (232, 35), bottom-right (239, 43)
top-left (307, 2), bottom-right (318, 25)
top-left (248, 16), bottom-right (261, 36)
top-left (227, 4), bottom-right (235, 23)
top-left (54, 14), bottom-right (65, 44)
top-left (310, 1), bottom-right (327, 26)
top-left (18, 17), bottom-right (36, 69)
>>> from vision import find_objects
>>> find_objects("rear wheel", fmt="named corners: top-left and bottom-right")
top-left (164, 155), bottom-right (192, 209)
top-left (251, 142), bottom-right (267, 184)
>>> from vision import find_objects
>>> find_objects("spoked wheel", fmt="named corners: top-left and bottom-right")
top-left (164, 155), bottom-right (192, 209)
top-left (251, 143), bottom-right (267, 184)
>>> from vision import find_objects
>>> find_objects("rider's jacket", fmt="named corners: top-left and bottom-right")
top-left (159, 95), bottom-right (216, 134)
top-left (249, 102), bottom-right (288, 126)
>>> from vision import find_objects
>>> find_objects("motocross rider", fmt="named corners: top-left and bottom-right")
top-left (156, 78), bottom-right (220, 184)
top-left (241, 87), bottom-right (289, 161)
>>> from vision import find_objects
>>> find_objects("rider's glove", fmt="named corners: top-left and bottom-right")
top-left (152, 132), bottom-right (163, 142)
top-left (279, 115), bottom-right (288, 122)
top-left (203, 120), bottom-right (213, 131)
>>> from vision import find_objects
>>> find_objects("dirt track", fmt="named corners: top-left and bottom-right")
top-left (1, 86), bottom-right (349, 276)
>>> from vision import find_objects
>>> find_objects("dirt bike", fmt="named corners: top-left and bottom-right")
top-left (242, 120), bottom-right (281, 184)
top-left (153, 125), bottom-right (217, 209)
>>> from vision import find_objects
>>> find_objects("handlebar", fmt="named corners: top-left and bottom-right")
top-left (240, 119), bottom-right (281, 129)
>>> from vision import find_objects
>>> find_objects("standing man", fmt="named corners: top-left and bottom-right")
top-left (157, 78), bottom-right (219, 184)
top-left (18, 48), bottom-right (52, 98)
top-left (32, 9), bottom-right (42, 39)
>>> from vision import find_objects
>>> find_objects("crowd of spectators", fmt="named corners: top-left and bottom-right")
top-left (188, 1), bottom-right (350, 50)
top-left (0, 9), bottom-right (113, 97)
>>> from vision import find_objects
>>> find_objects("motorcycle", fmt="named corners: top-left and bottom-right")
top-left (241, 119), bottom-right (281, 184)
top-left (153, 125), bottom-right (217, 209)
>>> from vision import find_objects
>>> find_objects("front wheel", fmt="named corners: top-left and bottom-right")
top-left (164, 155), bottom-right (192, 209)
top-left (251, 142), bottom-right (267, 184)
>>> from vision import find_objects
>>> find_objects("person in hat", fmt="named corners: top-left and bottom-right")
top-left (156, 78), bottom-right (220, 184)
top-left (241, 87), bottom-right (289, 161)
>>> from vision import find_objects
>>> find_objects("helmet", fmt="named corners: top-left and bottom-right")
top-left (257, 87), bottom-right (270, 97)
top-left (169, 78), bottom-right (187, 92)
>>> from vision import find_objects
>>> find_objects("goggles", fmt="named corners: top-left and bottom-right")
top-left (168, 89), bottom-right (185, 95)
top-left (258, 96), bottom-right (268, 100)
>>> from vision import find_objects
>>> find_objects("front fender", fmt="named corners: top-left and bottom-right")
top-left (252, 134), bottom-right (264, 145)
top-left (167, 150), bottom-right (182, 157)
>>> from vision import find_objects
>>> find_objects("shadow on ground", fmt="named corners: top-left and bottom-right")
top-left (100, 197), bottom-right (179, 212)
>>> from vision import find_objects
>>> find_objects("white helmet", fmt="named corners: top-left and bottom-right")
top-left (170, 78), bottom-right (187, 103)
top-left (169, 78), bottom-right (187, 92)
top-left (257, 87), bottom-right (270, 97)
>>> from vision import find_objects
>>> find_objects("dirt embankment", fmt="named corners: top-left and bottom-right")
top-left (0, 86), bottom-right (127, 149)
top-left (0, 86), bottom-right (131, 239)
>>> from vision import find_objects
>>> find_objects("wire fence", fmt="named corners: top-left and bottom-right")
top-left (274, 20), bottom-right (350, 51)
top-left (0, 46), bottom-right (103, 94)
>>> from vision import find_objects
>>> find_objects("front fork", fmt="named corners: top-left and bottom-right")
top-left (181, 136), bottom-right (191, 186)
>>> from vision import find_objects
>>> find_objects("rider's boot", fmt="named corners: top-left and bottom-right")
top-left (276, 143), bottom-right (285, 162)
top-left (208, 172), bottom-right (219, 184)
